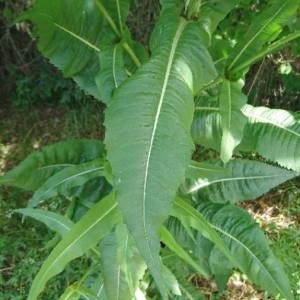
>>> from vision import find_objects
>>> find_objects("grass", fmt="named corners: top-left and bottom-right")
top-left (0, 99), bottom-right (104, 299)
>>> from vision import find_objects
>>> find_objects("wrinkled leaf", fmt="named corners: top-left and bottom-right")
top-left (105, 8), bottom-right (214, 296)
top-left (239, 104), bottom-right (300, 172)
top-left (186, 159), bottom-right (297, 203)
top-left (197, 201), bottom-right (294, 300)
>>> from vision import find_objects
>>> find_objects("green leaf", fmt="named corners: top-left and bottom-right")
top-left (192, 102), bottom-right (300, 173)
top-left (19, 0), bottom-right (107, 99)
top-left (28, 193), bottom-right (122, 300)
top-left (226, 1), bottom-right (298, 79)
top-left (96, 44), bottom-right (128, 103)
top-left (229, 31), bottom-right (300, 75)
top-left (99, 224), bottom-right (146, 300)
top-left (94, 0), bottom-right (130, 37)
top-left (20, 0), bottom-right (143, 101)
top-left (197, 201), bottom-right (294, 300)
top-left (90, 274), bottom-right (108, 299)
top-left (172, 198), bottom-right (239, 270)
top-left (15, 208), bottom-right (73, 237)
top-left (162, 249), bottom-right (205, 300)
top-left (166, 213), bottom-right (231, 292)
top-left (59, 284), bottom-right (98, 300)
top-left (99, 231), bottom-right (133, 300)
top-left (160, 226), bottom-right (209, 277)
top-left (29, 159), bottom-right (104, 208)
top-left (105, 8), bottom-right (214, 296)
top-left (186, 159), bottom-right (297, 203)
top-left (115, 224), bottom-right (147, 298)
top-left (191, 94), bottom-right (221, 150)
top-left (186, 160), bottom-right (229, 179)
top-left (0, 140), bottom-right (104, 190)
top-left (238, 104), bottom-right (300, 172)
top-left (199, 0), bottom-right (241, 42)
top-left (219, 80), bottom-right (247, 162)
top-left (208, 247), bottom-right (232, 292)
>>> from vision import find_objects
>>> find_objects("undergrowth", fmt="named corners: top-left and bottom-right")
top-left (1, 101), bottom-right (299, 299)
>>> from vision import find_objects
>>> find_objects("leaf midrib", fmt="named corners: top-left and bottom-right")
top-left (213, 225), bottom-right (288, 298)
top-left (242, 107), bottom-right (300, 138)
top-left (228, 2), bottom-right (288, 70)
top-left (34, 201), bottom-right (118, 298)
top-left (35, 166), bottom-right (103, 200)
top-left (54, 23), bottom-right (100, 52)
top-left (188, 174), bottom-right (291, 193)
top-left (141, 19), bottom-right (187, 262)
top-left (221, 81), bottom-right (232, 150)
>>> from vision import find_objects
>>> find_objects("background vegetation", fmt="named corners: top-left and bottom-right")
top-left (0, 0), bottom-right (299, 299)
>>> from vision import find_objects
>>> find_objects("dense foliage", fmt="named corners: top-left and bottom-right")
top-left (1, 0), bottom-right (300, 299)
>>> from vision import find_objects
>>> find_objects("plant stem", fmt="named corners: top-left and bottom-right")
top-left (196, 76), bottom-right (223, 95)
top-left (122, 42), bottom-right (142, 68)
top-left (94, 0), bottom-right (121, 38)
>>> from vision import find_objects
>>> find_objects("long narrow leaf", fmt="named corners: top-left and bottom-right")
top-left (191, 102), bottom-right (300, 173)
top-left (105, 8), bottom-right (215, 296)
top-left (29, 159), bottom-right (104, 208)
top-left (115, 224), bottom-right (147, 298)
top-left (99, 224), bottom-right (146, 300)
top-left (160, 226), bottom-right (209, 277)
top-left (239, 104), bottom-right (300, 172)
top-left (226, 1), bottom-right (298, 78)
top-left (28, 193), bottom-right (121, 300)
top-left (0, 140), bottom-right (104, 190)
top-left (197, 201), bottom-right (294, 300)
top-left (230, 30), bottom-right (300, 75)
top-left (15, 208), bottom-right (74, 237)
top-left (96, 44), bottom-right (128, 103)
top-left (99, 231), bottom-right (133, 300)
top-left (186, 159), bottom-right (297, 203)
top-left (172, 198), bottom-right (240, 270)
top-left (19, 0), bottom-right (107, 99)
top-left (219, 80), bottom-right (247, 162)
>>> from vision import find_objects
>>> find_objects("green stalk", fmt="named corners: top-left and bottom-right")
top-left (122, 42), bottom-right (142, 68)
top-left (94, 0), bottom-right (121, 38)
top-left (196, 76), bottom-right (223, 95)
